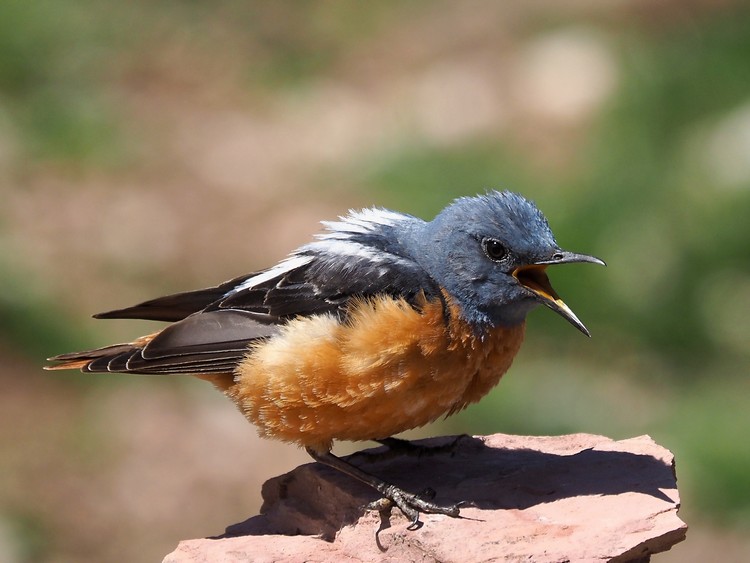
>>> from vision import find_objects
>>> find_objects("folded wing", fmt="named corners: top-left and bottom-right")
top-left (47, 208), bottom-right (435, 376)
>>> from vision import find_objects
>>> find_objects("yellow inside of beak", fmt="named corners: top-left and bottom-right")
top-left (512, 265), bottom-right (561, 303)
top-left (511, 263), bottom-right (591, 336)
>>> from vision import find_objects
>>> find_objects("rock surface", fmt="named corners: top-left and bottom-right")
top-left (164, 433), bottom-right (687, 562)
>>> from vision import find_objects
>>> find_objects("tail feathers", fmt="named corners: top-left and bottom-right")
top-left (45, 334), bottom-right (245, 379)
top-left (45, 310), bottom-right (267, 378)
top-left (46, 343), bottom-right (142, 372)
top-left (46, 343), bottom-right (238, 390)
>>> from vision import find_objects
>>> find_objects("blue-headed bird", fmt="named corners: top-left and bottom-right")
top-left (47, 191), bottom-right (604, 526)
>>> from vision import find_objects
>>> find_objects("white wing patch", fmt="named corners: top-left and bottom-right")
top-left (305, 207), bottom-right (418, 266)
top-left (230, 254), bottom-right (314, 294)
top-left (229, 206), bottom-right (418, 296)
top-left (319, 207), bottom-right (410, 238)
top-left (303, 239), bottom-right (391, 264)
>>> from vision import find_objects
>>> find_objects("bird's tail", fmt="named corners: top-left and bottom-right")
top-left (45, 332), bottom-right (160, 373)
top-left (45, 338), bottom-right (237, 391)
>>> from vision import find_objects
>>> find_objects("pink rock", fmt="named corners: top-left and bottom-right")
top-left (164, 433), bottom-right (687, 562)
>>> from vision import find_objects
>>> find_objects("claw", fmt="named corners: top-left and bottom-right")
top-left (377, 483), bottom-right (461, 527)
top-left (407, 514), bottom-right (422, 531)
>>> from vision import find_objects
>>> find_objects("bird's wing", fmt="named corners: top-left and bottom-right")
top-left (48, 208), bottom-right (436, 375)
top-left (92, 272), bottom-right (260, 322)
top-left (214, 209), bottom-right (434, 319)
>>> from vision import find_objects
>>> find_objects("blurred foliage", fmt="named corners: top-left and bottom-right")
top-left (0, 264), bottom-right (91, 365)
top-left (1, 1), bottom-right (749, 558)
top-left (362, 141), bottom-right (537, 218)
top-left (577, 12), bottom-right (750, 369)
top-left (0, 0), bottom-right (123, 165)
top-left (1, 510), bottom-right (50, 563)
top-left (0, 0), bottom-right (402, 165)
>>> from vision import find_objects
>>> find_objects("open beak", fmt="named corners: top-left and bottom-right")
top-left (512, 251), bottom-right (605, 337)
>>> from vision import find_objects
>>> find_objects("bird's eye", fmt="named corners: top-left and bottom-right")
top-left (482, 238), bottom-right (508, 262)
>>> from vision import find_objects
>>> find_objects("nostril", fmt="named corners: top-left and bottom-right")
top-left (552, 252), bottom-right (564, 261)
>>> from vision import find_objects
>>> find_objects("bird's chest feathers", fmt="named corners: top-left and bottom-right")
top-left (233, 294), bottom-right (525, 448)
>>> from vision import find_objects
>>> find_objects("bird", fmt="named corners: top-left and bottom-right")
top-left (46, 190), bottom-right (604, 527)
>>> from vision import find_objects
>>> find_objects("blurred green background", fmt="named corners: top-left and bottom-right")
top-left (1, 1), bottom-right (749, 561)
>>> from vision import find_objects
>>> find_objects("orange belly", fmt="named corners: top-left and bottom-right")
top-left (229, 294), bottom-right (525, 452)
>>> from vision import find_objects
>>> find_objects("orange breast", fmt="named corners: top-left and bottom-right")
top-left (229, 294), bottom-right (525, 452)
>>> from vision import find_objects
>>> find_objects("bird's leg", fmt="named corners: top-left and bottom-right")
top-left (305, 447), bottom-right (461, 529)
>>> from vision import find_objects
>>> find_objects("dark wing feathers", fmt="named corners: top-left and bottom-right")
top-left (140, 310), bottom-right (276, 359)
top-left (48, 212), bottom-right (435, 377)
top-left (93, 272), bottom-right (258, 322)
top-left (48, 310), bottom-right (277, 375)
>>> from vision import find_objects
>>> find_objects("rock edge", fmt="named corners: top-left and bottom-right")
top-left (164, 433), bottom-right (687, 562)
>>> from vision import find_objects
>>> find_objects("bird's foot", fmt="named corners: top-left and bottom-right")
top-left (368, 484), bottom-right (463, 530)
top-left (306, 446), bottom-right (463, 530)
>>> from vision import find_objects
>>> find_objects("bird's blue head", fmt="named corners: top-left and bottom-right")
top-left (415, 191), bottom-right (604, 335)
